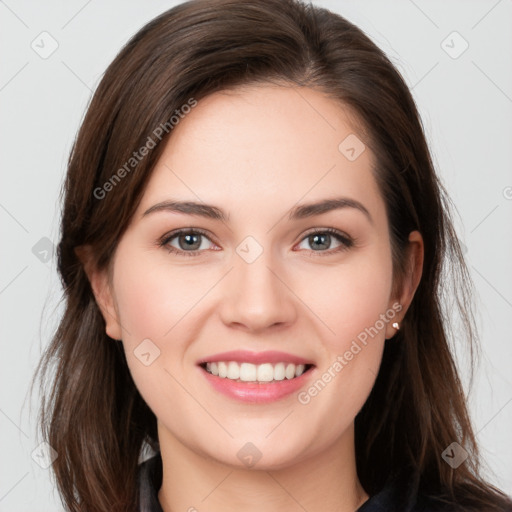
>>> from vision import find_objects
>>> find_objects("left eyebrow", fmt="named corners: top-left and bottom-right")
top-left (288, 197), bottom-right (373, 225)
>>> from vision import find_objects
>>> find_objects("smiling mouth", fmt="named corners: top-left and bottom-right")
top-left (199, 361), bottom-right (315, 383)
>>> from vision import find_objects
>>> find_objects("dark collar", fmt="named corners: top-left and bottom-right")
top-left (137, 452), bottom-right (440, 512)
top-left (137, 452), bottom-right (164, 512)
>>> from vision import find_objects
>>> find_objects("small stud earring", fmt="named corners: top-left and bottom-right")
top-left (392, 322), bottom-right (400, 330)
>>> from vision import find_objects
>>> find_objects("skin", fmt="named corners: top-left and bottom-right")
top-left (83, 84), bottom-right (423, 512)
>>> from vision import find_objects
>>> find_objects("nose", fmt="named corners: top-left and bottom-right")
top-left (219, 248), bottom-right (297, 333)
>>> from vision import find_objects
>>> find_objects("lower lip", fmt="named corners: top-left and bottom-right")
top-left (199, 366), bottom-right (314, 403)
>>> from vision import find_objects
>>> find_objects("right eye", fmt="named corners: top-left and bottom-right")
top-left (160, 229), bottom-right (217, 257)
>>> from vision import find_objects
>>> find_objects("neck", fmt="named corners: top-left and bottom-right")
top-left (157, 422), bottom-right (369, 512)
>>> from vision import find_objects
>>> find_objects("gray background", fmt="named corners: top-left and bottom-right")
top-left (1, 0), bottom-right (511, 509)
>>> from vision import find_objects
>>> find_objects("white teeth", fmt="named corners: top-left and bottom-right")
top-left (274, 362), bottom-right (285, 381)
top-left (204, 361), bottom-right (310, 382)
top-left (239, 363), bottom-right (257, 381)
top-left (257, 363), bottom-right (274, 382)
top-left (227, 361), bottom-right (239, 379)
top-left (218, 361), bottom-right (227, 378)
top-left (285, 363), bottom-right (295, 379)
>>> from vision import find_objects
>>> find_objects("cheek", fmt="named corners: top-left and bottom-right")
top-left (112, 254), bottom-right (205, 343)
top-left (298, 249), bottom-right (394, 349)
top-left (109, 252), bottom-right (194, 396)
top-left (296, 250), bottom-right (393, 409)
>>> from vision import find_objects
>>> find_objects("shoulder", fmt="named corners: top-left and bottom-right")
top-left (357, 471), bottom-right (512, 512)
top-left (415, 494), bottom-right (512, 512)
top-left (357, 488), bottom-right (466, 512)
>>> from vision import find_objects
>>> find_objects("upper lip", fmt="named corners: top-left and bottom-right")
top-left (197, 350), bottom-right (314, 366)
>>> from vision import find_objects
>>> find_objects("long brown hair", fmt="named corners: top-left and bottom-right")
top-left (32, 0), bottom-right (512, 510)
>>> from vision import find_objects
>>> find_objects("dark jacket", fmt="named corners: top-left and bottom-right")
top-left (135, 452), bottom-right (481, 511)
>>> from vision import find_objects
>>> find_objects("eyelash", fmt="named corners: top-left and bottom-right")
top-left (158, 227), bottom-right (355, 258)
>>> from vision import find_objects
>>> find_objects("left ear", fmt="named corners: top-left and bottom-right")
top-left (385, 230), bottom-right (424, 339)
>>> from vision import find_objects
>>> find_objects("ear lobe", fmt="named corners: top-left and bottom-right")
top-left (385, 230), bottom-right (424, 339)
top-left (74, 245), bottom-right (123, 340)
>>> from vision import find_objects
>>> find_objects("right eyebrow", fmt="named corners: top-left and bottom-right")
top-left (142, 200), bottom-right (229, 222)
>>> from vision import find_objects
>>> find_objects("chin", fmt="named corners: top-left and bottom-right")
top-left (203, 435), bottom-right (313, 472)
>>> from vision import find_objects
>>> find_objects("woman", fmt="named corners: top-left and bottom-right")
top-left (33, 0), bottom-right (512, 510)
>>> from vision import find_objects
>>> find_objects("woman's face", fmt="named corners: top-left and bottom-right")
top-left (93, 84), bottom-right (420, 469)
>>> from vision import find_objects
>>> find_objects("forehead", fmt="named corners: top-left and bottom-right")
top-left (137, 84), bottom-right (385, 225)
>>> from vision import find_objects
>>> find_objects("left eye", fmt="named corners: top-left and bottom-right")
top-left (296, 229), bottom-right (353, 253)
